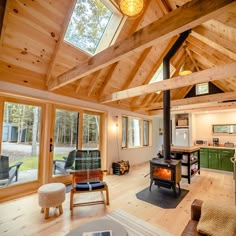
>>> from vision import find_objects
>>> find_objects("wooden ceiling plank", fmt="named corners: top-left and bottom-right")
top-left (99, 62), bottom-right (119, 97)
top-left (88, 71), bottom-right (101, 97)
top-left (121, 47), bottom-right (152, 90)
top-left (157, 0), bottom-right (172, 15)
top-left (185, 47), bottom-right (200, 71)
top-left (75, 80), bottom-right (81, 94)
top-left (0, 0), bottom-right (9, 45)
top-left (46, 0), bottom-right (77, 85)
top-left (48, 0), bottom-right (236, 91)
top-left (193, 25), bottom-right (236, 54)
top-left (100, 62), bottom-right (236, 103)
top-left (191, 30), bottom-right (236, 61)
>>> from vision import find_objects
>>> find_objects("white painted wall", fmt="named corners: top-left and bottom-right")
top-left (0, 82), bottom-right (157, 171)
top-left (192, 111), bottom-right (236, 145)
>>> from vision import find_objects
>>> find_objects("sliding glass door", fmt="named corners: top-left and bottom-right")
top-left (1, 101), bottom-right (41, 188)
top-left (52, 109), bottom-right (78, 176)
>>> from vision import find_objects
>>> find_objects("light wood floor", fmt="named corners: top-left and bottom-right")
top-left (0, 162), bottom-right (235, 236)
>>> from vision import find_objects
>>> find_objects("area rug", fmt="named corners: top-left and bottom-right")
top-left (136, 185), bottom-right (189, 209)
top-left (104, 209), bottom-right (173, 236)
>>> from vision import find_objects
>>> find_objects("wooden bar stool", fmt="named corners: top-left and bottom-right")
top-left (38, 183), bottom-right (65, 219)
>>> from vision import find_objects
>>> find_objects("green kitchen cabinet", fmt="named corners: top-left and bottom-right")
top-left (200, 148), bottom-right (209, 168)
top-left (208, 149), bottom-right (219, 170)
top-left (201, 148), bottom-right (234, 172)
top-left (218, 149), bottom-right (234, 172)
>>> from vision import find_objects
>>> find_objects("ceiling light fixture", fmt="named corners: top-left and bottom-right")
top-left (119, 0), bottom-right (144, 18)
top-left (179, 46), bottom-right (192, 76)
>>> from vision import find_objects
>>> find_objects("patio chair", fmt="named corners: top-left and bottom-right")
top-left (0, 155), bottom-right (23, 186)
top-left (53, 150), bottom-right (76, 175)
top-left (70, 150), bottom-right (109, 215)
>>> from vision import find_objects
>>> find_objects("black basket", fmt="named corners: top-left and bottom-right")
top-left (112, 160), bottom-right (130, 175)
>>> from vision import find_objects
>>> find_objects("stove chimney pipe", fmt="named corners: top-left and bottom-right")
top-left (163, 30), bottom-right (191, 160)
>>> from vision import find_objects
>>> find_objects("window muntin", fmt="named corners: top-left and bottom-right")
top-left (1, 102), bottom-right (41, 187)
top-left (122, 116), bottom-right (151, 148)
top-left (64, 0), bottom-right (122, 55)
top-left (196, 82), bottom-right (209, 95)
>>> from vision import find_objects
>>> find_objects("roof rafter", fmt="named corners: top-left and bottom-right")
top-left (100, 62), bottom-right (236, 103)
top-left (48, 0), bottom-right (236, 91)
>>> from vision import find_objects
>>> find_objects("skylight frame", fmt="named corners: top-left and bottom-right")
top-left (64, 0), bottom-right (124, 56)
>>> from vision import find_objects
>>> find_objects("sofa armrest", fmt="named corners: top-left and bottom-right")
top-left (191, 199), bottom-right (203, 221)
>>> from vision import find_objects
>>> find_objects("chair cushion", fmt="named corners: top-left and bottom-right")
top-left (75, 181), bottom-right (106, 191)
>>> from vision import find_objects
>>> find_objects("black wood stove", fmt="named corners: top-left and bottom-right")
top-left (149, 158), bottom-right (182, 197)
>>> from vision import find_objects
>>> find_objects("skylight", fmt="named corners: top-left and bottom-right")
top-left (64, 0), bottom-right (123, 55)
top-left (149, 63), bottom-right (176, 93)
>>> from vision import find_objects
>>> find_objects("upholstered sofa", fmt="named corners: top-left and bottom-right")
top-left (181, 199), bottom-right (203, 236)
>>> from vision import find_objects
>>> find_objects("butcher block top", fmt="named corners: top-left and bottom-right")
top-left (171, 146), bottom-right (200, 153)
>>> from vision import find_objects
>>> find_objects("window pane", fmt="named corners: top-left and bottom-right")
top-left (1, 102), bottom-right (41, 187)
top-left (82, 114), bottom-right (100, 149)
top-left (144, 120), bottom-right (149, 146)
top-left (122, 116), bottom-right (127, 148)
top-left (196, 82), bottom-right (209, 95)
top-left (53, 109), bottom-right (78, 176)
top-left (64, 0), bottom-right (113, 55)
top-left (128, 118), bottom-right (141, 147)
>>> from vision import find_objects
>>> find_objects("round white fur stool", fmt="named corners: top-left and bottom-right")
top-left (38, 183), bottom-right (66, 219)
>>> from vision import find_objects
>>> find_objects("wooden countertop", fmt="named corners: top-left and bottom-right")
top-left (171, 146), bottom-right (200, 153)
top-left (198, 145), bottom-right (235, 150)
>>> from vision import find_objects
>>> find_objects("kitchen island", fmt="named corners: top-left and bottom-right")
top-left (171, 146), bottom-right (200, 184)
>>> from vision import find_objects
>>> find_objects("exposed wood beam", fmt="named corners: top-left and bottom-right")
top-left (185, 47), bottom-right (200, 71)
top-left (193, 24), bottom-right (236, 54)
top-left (216, 9), bottom-right (236, 29)
top-left (157, 0), bottom-right (172, 15)
top-left (149, 101), bottom-right (236, 115)
top-left (100, 62), bottom-right (236, 103)
top-left (121, 47), bottom-right (152, 90)
top-left (48, 0), bottom-right (236, 91)
top-left (75, 80), bottom-right (81, 94)
top-left (130, 37), bottom-right (178, 107)
top-left (88, 71), bottom-right (101, 97)
top-left (135, 90), bottom-right (236, 111)
top-left (191, 29), bottom-right (236, 61)
top-left (0, 0), bottom-right (8, 45)
top-left (99, 62), bottom-right (119, 96)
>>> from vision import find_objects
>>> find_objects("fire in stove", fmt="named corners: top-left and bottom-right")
top-left (149, 158), bottom-right (182, 197)
top-left (153, 167), bottom-right (171, 180)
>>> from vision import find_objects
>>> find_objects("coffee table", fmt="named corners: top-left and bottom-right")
top-left (66, 219), bottom-right (128, 236)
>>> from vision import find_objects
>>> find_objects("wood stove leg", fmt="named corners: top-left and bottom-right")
top-left (173, 184), bottom-right (177, 197)
top-left (149, 179), bottom-right (153, 191)
top-left (178, 183), bottom-right (181, 194)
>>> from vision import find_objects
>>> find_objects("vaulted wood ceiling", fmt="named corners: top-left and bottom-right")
top-left (0, 0), bottom-right (236, 115)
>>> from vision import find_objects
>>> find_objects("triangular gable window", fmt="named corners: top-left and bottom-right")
top-left (64, 0), bottom-right (123, 55)
top-left (149, 63), bottom-right (176, 93)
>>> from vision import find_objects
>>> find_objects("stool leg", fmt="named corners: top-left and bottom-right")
top-left (58, 205), bottom-right (63, 215)
top-left (45, 208), bottom-right (50, 219)
top-left (41, 208), bottom-right (44, 213)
